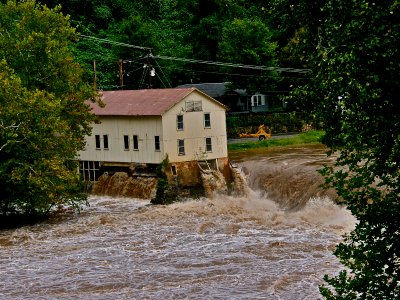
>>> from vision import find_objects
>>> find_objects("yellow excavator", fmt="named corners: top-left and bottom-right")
top-left (239, 124), bottom-right (271, 141)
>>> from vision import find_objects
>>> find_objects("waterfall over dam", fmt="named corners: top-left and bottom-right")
top-left (0, 145), bottom-right (355, 299)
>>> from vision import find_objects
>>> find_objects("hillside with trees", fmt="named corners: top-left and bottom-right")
top-left (0, 0), bottom-right (399, 298)
top-left (35, 0), bottom-right (307, 95)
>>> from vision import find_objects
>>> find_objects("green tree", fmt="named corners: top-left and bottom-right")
top-left (268, 0), bottom-right (323, 68)
top-left (288, 0), bottom-right (400, 298)
top-left (0, 0), bottom-right (97, 219)
top-left (218, 17), bottom-right (277, 93)
top-left (37, 0), bottom-right (166, 89)
top-left (33, 0), bottom-right (282, 89)
top-left (171, 0), bottom-right (279, 89)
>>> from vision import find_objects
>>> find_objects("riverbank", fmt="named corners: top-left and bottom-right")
top-left (228, 130), bottom-right (324, 152)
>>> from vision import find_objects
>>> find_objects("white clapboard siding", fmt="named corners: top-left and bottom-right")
top-left (78, 88), bottom-right (227, 165)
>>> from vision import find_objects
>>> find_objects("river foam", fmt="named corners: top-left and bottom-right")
top-left (0, 145), bottom-right (356, 299)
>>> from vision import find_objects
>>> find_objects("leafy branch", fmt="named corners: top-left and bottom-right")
top-left (0, 120), bottom-right (24, 152)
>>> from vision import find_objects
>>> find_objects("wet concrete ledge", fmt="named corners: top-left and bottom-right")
top-left (86, 158), bottom-right (246, 201)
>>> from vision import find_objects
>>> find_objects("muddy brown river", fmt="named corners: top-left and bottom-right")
top-left (0, 145), bottom-right (355, 299)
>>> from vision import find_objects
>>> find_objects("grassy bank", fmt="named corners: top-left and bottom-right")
top-left (228, 130), bottom-right (324, 151)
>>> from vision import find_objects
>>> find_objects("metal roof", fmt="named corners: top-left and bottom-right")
top-left (88, 88), bottom-right (223, 116)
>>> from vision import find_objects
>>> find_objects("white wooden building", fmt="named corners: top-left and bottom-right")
top-left (78, 88), bottom-right (228, 182)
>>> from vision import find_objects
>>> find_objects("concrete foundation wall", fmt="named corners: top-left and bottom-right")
top-left (87, 156), bottom-right (233, 200)
top-left (167, 157), bottom-right (232, 187)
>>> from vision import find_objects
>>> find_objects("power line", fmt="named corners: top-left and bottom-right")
top-left (77, 35), bottom-right (310, 74)
top-left (121, 56), bottom-right (147, 64)
top-left (158, 65), bottom-right (310, 80)
top-left (154, 55), bottom-right (310, 74)
top-left (79, 35), bottom-right (152, 51)
top-left (153, 58), bottom-right (172, 88)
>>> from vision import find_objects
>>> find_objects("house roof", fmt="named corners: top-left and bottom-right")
top-left (177, 83), bottom-right (247, 98)
top-left (87, 88), bottom-right (225, 117)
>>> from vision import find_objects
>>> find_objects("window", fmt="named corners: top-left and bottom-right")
top-left (123, 135), bottom-right (129, 150)
top-left (178, 139), bottom-right (185, 155)
top-left (252, 94), bottom-right (265, 107)
top-left (79, 160), bottom-right (101, 182)
top-left (103, 135), bottom-right (109, 149)
top-left (193, 101), bottom-right (202, 111)
top-left (171, 165), bottom-right (177, 176)
top-left (177, 115), bottom-right (184, 130)
top-left (204, 113), bottom-right (211, 128)
top-left (155, 136), bottom-right (160, 151)
top-left (95, 134), bottom-right (109, 149)
top-left (185, 100), bottom-right (202, 112)
top-left (205, 137), bottom-right (212, 152)
top-left (133, 135), bottom-right (139, 150)
top-left (95, 135), bottom-right (101, 149)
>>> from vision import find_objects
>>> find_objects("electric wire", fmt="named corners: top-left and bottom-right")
top-left (139, 66), bottom-right (148, 89)
top-left (153, 58), bottom-right (172, 88)
top-left (158, 65), bottom-right (310, 80)
top-left (154, 55), bottom-right (310, 74)
top-left (79, 35), bottom-right (152, 50)
top-left (78, 35), bottom-right (310, 74)
top-left (120, 56), bottom-right (147, 64)
top-left (154, 72), bottom-right (169, 88)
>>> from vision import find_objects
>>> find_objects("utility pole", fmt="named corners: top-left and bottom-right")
top-left (147, 51), bottom-right (155, 89)
top-left (93, 60), bottom-right (97, 90)
top-left (118, 59), bottom-right (123, 89)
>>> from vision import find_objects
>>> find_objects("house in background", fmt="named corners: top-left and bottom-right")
top-left (78, 88), bottom-right (231, 190)
top-left (250, 93), bottom-right (268, 113)
top-left (177, 83), bottom-right (289, 114)
top-left (250, 92), bottom-right (291, 113)
top-left (177, 83), bottom-right (249, 113)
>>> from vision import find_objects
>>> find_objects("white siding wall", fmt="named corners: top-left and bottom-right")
top-left (78, 116), bottom-right (164, 164)
top-left (162, 92), bottom-right (227, 162)
top-left (78, 91), bottom-right (227, 164)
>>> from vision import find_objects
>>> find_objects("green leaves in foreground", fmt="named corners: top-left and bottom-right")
top-left (287, 0), bottom-right (400, 298)
top-left (0, 1), bottom-right (98, 219)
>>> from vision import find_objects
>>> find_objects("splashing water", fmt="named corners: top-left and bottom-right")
top-left (0, 145), bottom-right (355, 299)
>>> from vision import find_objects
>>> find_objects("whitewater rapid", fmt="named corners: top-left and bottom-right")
top-left (0, 146), bottom-right (356, 299)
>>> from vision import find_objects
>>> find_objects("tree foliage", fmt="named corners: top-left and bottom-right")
top-left (287, 0), bottom-right (400, 298)
top-left (39, 0), bottom-right (282, 91)
top-left (174, 0), bottom-right (279, 90)
top-left (0, 0), bottom-right (97, 218)
top-left (2, 0), bottom-right (398, 295)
